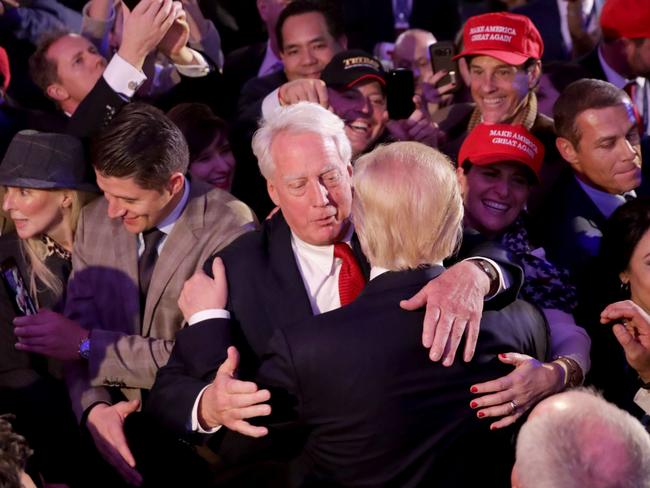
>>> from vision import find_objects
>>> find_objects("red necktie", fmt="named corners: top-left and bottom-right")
top-left (334, 242), bottom-right (366, 306)
top-left (624, 81), bottom-right (645, 136)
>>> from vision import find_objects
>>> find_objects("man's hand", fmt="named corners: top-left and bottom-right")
top-left (601, 300), bottom-right (650, 382)
top-left (198, 346), bottom-right (271, 437)
top-left (118, 0), bottom-right (180, 70)
top-left (470, 353), bottom-right (564, 430)
top-left (158, 10), bottom-right (195, 65)
top-left (87, 401), bottom-right (143, 486)
top-left (278, 79), bottom-right (329, 107)
top-left (178, 257), bottom-right (228, 321)
top-left (420, 70), bottom-right (456, 108)
top-left (386, 95), bottom-right (443, 148)
top-left (400, 260), bottom-right (489, 365)
top-left (13, 310), bottom-right (88, 360)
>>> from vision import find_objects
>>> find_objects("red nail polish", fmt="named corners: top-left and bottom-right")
top-left (499, 353), bottom-right (506, 359)
top-left (490, 425), bottom-right (496, 430)
top-left (470, 386), bottom-right (478, 393)
top-left (470, 401), bottom-right (478, 409)
top-left (477, 411), bottom-right (485, 418)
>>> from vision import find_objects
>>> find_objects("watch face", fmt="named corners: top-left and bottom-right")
top-left (79, 339), bottom-right (90, 359)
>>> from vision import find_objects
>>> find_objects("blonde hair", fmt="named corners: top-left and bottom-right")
top-left (20, 189), bottom-right (97, 304)
top-left (352, 142), bottom-right (463, 270)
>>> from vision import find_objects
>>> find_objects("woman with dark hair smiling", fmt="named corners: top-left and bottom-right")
top-left (456, 123), bottom-right (591, 429)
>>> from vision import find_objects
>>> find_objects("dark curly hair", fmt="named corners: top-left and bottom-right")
top-left (0, 417), bottom-right (33, 488)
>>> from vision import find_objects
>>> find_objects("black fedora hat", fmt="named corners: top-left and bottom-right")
top-left (0, 130), bottom-right (98, 192)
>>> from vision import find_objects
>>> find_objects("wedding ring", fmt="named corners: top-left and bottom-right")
top-left (509, 400), bottom-right (518, 413)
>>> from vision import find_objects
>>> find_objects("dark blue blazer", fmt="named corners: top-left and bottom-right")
top-left (252, 266), bottom-right (548, 487)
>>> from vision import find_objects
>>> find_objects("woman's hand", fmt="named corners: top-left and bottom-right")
top-left (13, 310), bottom-right (88, 360)
top-left (601, 300), bottom-right (650, 382)
top-left (470, 352), bottom-right (564, 430)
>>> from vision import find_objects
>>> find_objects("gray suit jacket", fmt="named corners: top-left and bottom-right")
top-left (64, 180), bottom-right (256, 419)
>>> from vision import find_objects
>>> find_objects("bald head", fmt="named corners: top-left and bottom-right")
top-left (513, 390), bottom-right (650, 488)
top-left (392, 29), bottom-right (436, 88)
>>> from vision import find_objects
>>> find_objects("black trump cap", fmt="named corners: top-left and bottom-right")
top-left (321, 49), bottom-right (386, 90)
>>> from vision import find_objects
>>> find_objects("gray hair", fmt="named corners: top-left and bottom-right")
top-left (515, 389), bottom-right (650, 488)
top-left (252, 102), bottom-right (352, 179)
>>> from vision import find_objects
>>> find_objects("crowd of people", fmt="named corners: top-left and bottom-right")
top-left (1, 0), bottom-right (650, 486)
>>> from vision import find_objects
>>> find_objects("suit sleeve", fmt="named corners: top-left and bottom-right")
top-left (63, 207), bottom-right (113, 421)
top-left (145, 318), bottom-right (232, 435)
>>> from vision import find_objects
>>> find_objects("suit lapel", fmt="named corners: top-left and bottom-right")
top-left (110, 220), bottom-right (140, 332)
top-left (262, 213), bottom-right (314, 326)
top-left (141, 186), bottom-right (204, 336)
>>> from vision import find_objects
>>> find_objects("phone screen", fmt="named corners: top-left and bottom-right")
top-left (429, 41), bottom-right (459, 92)
top-left (386, 69), bottom-right (415, 120)
top-left (1, 258), bottom-right (37, 316)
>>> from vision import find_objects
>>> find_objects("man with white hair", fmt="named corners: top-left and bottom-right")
top-left (173, 138), bottom-right (548, 486)
top-left (513, 388), bottom-right (650, 488)
top-left (148, 102), bottom-right (522, 445)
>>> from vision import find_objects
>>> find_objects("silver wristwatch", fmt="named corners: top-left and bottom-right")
top-left (78, 337), bottom-right (90, 360)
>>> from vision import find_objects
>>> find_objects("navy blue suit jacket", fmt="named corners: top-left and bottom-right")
top-left (250, 266), bottom-right (548, 487)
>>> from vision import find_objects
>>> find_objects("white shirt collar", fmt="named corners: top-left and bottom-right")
top-left (597, 46), bottom-right (645, 89)
top-left (370, 266), bottom-right (390, 281)
top-left (575, 176), bottom-right (631, 219)
top-left (290, 221), bottom-right (354, 275)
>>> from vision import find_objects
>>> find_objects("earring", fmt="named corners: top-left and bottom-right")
top-left (621, 280), bottom-right (630, 294)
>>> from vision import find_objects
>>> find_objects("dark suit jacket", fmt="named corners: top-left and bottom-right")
top-left (576, 46), bottom-right (607, 81)
top-left (148, 212), bottom-right (524, 435)
top-left (512, 0), bottom-right (569, 62)
top-left (342, 0), bottom-right (461, 53)
top-left (231, 70), bottom-right (289, 218)
top-left (0, 233), bottom-right (82, 483)
top-left (242, 266), bottom-right (548, 487)
top-left (222, 41), bottom-right (268, 120)
top-left (539, 173), bottom-right (607, 280)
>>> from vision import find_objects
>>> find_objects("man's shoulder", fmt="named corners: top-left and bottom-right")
top-left (240, 70), bottom-right (287, 96)
top-left (219, 211), bottom-right (287, 260)
top-left (197, 183), bottom-right (257, 222)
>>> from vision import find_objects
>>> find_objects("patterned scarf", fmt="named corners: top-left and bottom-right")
top-left (41, 234), bottom-right (71, 262)
top-left (468, 92), bottom-right (539, 132)
top-left (499, 216), bottom-right (577, 313)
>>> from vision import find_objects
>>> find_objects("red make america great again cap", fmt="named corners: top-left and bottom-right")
top-left (455, 12), bottom-right (544, 66)
top-left (459, 123), bottom-right (544, 179)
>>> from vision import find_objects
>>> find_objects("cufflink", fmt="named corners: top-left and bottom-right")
top-left (128, 80), bottom-right (144, 91)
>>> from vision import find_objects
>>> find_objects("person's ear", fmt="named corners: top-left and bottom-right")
top-left (60, 190), bottom-right (73, 209)
top-left (527, 60), bottom-right (542, 90)
top-left (456, 166), bottom-right (468, 196)
top-left (166, 172), bottom-right (185, 195)
top-left (267, 178), bottom-right (280, 207)
top-left (556, 136), bottom-right (581, 171)
top-left (46, 82), bottom-right (69, 102)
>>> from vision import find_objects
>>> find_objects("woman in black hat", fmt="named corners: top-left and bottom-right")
top-left (0, 130), bottom-right (98, 487)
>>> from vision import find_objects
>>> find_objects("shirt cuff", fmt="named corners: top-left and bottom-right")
top-left (187, 308), bottom-right (230, 326)
top-left (261, 87), bottom-right (282, 120)
top-left (464, 256), bottom-right (506, 300)
top-left (175, 49), bottom-right (210, 77)
top-left (102, 53), bottom-right (146, 97)
top-left (190, 384), bottom-right (222, 433)
top-left (635, 388), bottom-right (650, 414)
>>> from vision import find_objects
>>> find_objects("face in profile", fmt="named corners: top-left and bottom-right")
top-left (563, 104), bottom-right (642, 195)
top-left (328, 80), bottom-right (388, 157)
top-left (2, 187), bottom-right (71, 242)
top-left (95, 171), bottom-right (184, 234)
top-left (458, 162), bottom-right (532, 238)
top-left (267, 131), bottom-right (353, 245)
top-left (468, 55), bottom-right (537, 124)
top-left (189, 135), bottom-right (236, 191)
top-left (621, 228), bottom-right (650, 314)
